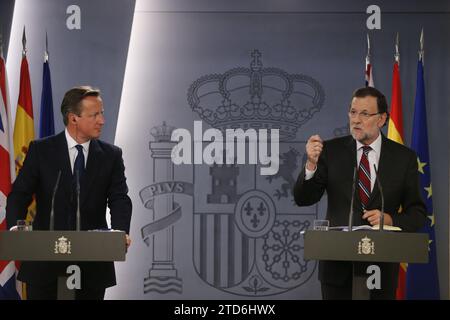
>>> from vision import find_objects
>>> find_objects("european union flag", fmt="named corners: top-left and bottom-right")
top-left (406, 56), bottom-right (440, 299)
top-left (39, 57), bottom-right (54, 138)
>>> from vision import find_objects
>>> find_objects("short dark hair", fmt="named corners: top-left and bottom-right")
top-left (61, 86), bottom-right (101, 125)
top-left (351, 86), bottom-right (389, 115)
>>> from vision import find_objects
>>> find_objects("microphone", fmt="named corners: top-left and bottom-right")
top-left (76, 169), bottom-right (81, 231)
top-left (373, 164), bottom-right (385, 232)
top-left (49, 170), bottom-right (62, 231)
top-left (347, 166), bottom-right (357, 232)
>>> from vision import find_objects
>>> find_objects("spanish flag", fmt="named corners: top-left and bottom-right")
top-left (13, 29), bottom-right (35, 221)
top-left (386, 33), bottom-right (406, 299)
top-left (387, 60), bottom-right (404, 144)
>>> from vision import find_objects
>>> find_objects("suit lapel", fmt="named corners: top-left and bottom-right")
top-left (81, 139), bottom-right (102, 206)
top-left (346, 136), bottom-right (357, 172)
top-left (53, 132), bottom-right (73, 202)
top-left (344, 136), bottom-right (358, 200)
top-left (345, 136), bottom-right (357, 167)
top-left (338, 136), bottom-right (356, 205)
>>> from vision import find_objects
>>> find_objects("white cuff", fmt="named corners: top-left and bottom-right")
top-left (304, 165), bottom-right (317, 180)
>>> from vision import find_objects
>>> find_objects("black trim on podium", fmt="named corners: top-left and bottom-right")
top-left (304, 230), bottom-right (429, 299)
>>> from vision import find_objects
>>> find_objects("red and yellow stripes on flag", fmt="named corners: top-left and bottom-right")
top-left (387, 61), bottom-right (404, 144)
top-left (13, 55), bottom-right (35, 221)
top-left (387, 59), bottom-right (407, 299)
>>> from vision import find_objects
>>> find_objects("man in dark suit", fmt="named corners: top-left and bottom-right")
top-left (6, 86), bottom-right (132, 300)
top-left (293, 87), bottom-right (426, 299)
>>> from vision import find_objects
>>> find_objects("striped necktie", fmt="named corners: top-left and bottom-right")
top-left (358, 145), bottom-right (372, 210)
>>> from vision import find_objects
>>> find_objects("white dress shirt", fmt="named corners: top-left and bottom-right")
top-left (65, 128), bottom-right (90, 173)
top-left (305, 133), bottom-right (382, 192)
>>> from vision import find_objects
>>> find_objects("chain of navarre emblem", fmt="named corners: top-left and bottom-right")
top-left (358, 236), bottom-right (375, 255)
top-left (54, 236), bottom-right (72, 254)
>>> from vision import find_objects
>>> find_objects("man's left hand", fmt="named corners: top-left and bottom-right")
top-left (126, 234), bottom-right (131, 250)
top-left (362, 209), bottom-right (393, 226)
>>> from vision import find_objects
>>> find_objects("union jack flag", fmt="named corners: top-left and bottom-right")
top-left (0, 52), bottom-right (21, 300)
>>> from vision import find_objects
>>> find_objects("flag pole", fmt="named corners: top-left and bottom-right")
top-left (366, 33), bottom-right (371, 63)
top-left (365, 33), bottom-right (374, 87)
top-left (394, 32), bottom-right (400, 65)
top-left (45, 31), bottom-right (49, 62)
top-left (22, 26), bottom-right (27, 57)
top-left (419, 28), bottom-right (424, 64)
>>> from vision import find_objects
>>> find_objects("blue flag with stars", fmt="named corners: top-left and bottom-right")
top-left (406, 57), bottom-right (440, 299)
top-left (39, 58), bottom-right (54, 138)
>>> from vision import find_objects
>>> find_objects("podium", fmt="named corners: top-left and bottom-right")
top-left (304, 230), bottom-right (429, 299)
top-left (0, 230), bottom-right (126, 299)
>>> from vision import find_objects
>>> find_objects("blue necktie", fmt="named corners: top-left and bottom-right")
top-left (74, 144), bottom-right (85, 179)
top-left (69, 145), bottom-right (85, 230)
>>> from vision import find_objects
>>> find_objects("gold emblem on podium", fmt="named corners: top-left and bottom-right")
top-left (54, 236), bottom-right (72, 254)
top-left (358, 236), bottom-right (375, 255)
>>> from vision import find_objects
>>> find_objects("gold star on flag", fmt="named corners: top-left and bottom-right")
top-left (428, 214), bottom-right (435, 227)
top-left (417, 157), bottom-right (427, 174)
top-left (424, 184), bottom-right (432, 199)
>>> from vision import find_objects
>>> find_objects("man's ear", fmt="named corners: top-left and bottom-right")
top-left (379, 113), bottom-right (388, 128)
top-left (70, 113), bottom-right (77, 124)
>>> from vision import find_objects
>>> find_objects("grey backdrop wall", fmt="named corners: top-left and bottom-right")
top-left (6, 0), bottom-right (135, 144)
top-left (4, 0), bottom-right (449, 300)
top-left (0, 0), bottom-right (15, 59)
top-left (111, 0), bottom-right (449, 299)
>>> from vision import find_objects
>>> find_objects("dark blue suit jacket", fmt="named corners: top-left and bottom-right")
top-left (6, 131), bottom-right (132, 288)
top-left (293, 134), bottom-right (426, 288)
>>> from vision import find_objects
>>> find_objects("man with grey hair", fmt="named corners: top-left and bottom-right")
top-left (6, 86), bottom-right (132, 300)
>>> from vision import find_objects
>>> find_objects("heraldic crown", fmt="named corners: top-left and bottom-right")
top-left (187, 50), bottom-right (325, 140)
top-left (151, 121), bottom-right (176, 142)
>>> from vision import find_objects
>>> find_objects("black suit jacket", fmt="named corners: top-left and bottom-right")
top-left (293, 134), bottom-right (426, 286)
top-left (6, 131), bottom-right (132, 288)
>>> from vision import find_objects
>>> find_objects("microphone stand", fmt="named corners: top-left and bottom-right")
top-left (76, 169), bottom-right (81, 231)
top-left (373, 164), bottom-right (385, 232)
top-left (49, 170), bottom-right (62, 230)
top-left (348, 166), bottom-right (357, 232)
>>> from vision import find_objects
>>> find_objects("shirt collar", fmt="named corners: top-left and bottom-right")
top-left (356, 132), bottom-right (382, 154)
top-left (65, 128), bottom-right (91, 153)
